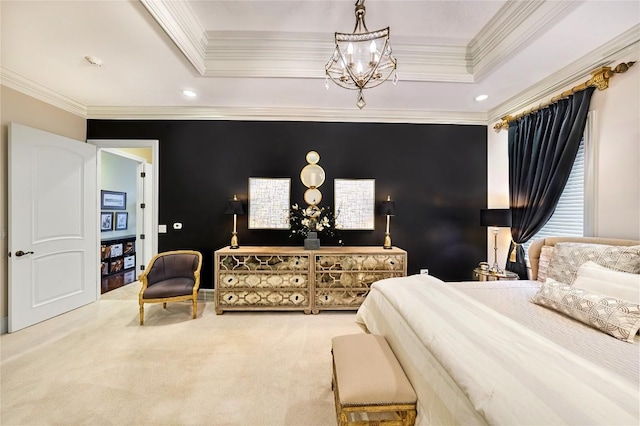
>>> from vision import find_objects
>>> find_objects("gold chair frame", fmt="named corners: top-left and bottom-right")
top-left (138, 250), bottom-right (202, 325)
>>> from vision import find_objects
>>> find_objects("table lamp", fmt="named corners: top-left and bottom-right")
top-left (225, 195), bottom-right (245, 249)
top-left (381, 196), bottom-right (396, 249)
top-left (480, 208), bottom-right (512, 273)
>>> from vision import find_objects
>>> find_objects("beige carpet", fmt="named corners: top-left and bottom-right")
top-left (1, 283), bottom-right (364, 425)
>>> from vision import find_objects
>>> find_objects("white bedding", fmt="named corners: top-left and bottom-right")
top-left (355, 274), bottom-right (640, 426)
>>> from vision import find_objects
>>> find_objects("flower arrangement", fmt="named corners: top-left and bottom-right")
top-left (289, 204), bottom-right (339, 240)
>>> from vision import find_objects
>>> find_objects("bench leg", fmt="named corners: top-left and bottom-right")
top-left (332, 372), bottom-right (347, 426)
top-left (338, 410), bottom-right (348, 426)
top-left (402, 409), bottom-right (417, 426)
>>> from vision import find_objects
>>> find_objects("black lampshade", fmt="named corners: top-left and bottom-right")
top-left (225, 199), bottom-right (245, 215)
top-left (480, 208), bottom-right (511, 227)
top-left (380, 200), bottom-right (396, 216)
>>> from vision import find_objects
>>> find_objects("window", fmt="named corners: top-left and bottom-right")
top-left (523, 112), bottom-right (594, 258)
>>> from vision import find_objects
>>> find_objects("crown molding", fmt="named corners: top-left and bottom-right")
top-left (139, 0), bottom-right (207, 75)
top-left (8, 25), bottom-right (637, 127)
top-left (7, 2), bottom-right (633, 127)
top-left (86, 105), bottom-right (487, 125)
top-left (202, 31), bottom-right (473, 81)
top-left (469, 0), bottom-right (580, 82)
top-left (1, 68), bottom-right (87, 117)
top-left (0, 65), bottom-right (484, 125)
top-left (488, 24), bottom-right (640, 125)
top-left (141, 0), bottom-right (570, 83)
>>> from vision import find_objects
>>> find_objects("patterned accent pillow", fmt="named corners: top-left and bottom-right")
top-left (536, 245), bottom-right (554, 282)
top-left (532, 279), bottom-right (640, 342)
top-left (546, 243), bottom-right (640, 285)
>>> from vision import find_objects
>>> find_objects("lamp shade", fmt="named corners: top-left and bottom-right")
top-left (225, 199), bottom-right (245, 215)
top-left (380, 200), bottom-right (396, 216)
top-left (480, 209), bottom-right (511, 227)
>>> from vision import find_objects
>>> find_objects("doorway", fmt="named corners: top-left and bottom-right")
top-left (88, 139), bottom-right (159, 295)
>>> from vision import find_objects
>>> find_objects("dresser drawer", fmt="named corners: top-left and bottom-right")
top-left (219, 254), bottom-right (309, 272)
top-left (219, 273), bottom-right (308, 288)
top-left (315, 254), bottom-right (405, 272)
top-left (217, 290), bottom-right (309, 307)
top-left (315, 271), bottom-right (404, 288)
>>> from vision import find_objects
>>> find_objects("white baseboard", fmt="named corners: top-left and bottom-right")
top-left (200, 288), bottom-right (215, 301)
top-left (1, 316), bottom-right (7, 334)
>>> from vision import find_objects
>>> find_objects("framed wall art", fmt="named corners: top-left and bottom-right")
top-left (101, 212), bottom-right (113, 231)
top-left (115, 212), bottom-right (128, 231)
top-left (101, 190), bottom-right (127, 210)
top-left (334, 178), bottom-right (376, 230)
top-left (248, 177), bottom-right (291, 229)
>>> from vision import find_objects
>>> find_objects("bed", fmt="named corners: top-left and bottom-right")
top-left (355, 237), bottom-right (640, 425)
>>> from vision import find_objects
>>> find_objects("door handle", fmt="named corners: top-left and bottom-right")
top-left (15, 250), bottom-right (35, 257)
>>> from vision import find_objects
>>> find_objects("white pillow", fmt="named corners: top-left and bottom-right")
top-left (573, 261), bottom-right (640, 305)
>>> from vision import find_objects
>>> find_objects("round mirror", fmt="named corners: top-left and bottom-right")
top-left (305, 151), bottom-right (320, 164)
top-left (300, 164), bottom-right (326, 188)
top-left (304, 188), bottom-right (322, 206)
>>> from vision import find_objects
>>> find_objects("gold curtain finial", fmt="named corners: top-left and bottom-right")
top-left (493, 115), bottom-right (512, 131)
top-left (494, 61), bottom-right (636, 132)
top-left (614, 61), bottom-right (634, 73)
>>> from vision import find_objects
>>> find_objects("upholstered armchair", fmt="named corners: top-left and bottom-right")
top-left (138, 250), bottom-right (203, 325)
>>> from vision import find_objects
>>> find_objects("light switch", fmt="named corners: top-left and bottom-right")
top-left (158, 224), bottom-right (167, 233)
top-left (173, 223), bottom-right (183, 230)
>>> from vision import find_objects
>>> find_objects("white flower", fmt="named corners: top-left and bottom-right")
top-left (317, 224), bottom-right (324, 231)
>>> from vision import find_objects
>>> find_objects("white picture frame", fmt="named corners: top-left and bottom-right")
top-left (248, 177), bottom-right (291, 229)
top-left (334, 178), bottom-right (376, 230)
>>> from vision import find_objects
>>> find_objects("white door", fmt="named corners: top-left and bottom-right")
top-left (8, 123), bottom-right (98, 332)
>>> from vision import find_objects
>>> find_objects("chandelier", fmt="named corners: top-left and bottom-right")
top-left (325, 0), bottom-right (398, 109)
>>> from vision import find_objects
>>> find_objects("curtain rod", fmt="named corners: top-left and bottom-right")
top-left (493, 61), bottom-right (636, 132)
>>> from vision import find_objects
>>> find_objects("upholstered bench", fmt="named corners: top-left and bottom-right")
top-left (331, 333), bottom-right (417, 426)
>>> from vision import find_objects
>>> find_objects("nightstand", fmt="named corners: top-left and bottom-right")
top-left (473, 268), bottom-right (519, 281)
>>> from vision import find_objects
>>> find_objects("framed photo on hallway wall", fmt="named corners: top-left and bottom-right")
top-left (101, 212), bottom-right (113, 231)
top-left (115, 212), bottom-right (128, 230)
top-left (101, 190), bottom-right (127, 210)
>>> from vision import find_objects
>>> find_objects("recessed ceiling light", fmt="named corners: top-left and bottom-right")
top-left (475, 94), bottom-right (488, 102)
top-left (182, 89), bottom-right (197, 98)
top-left (84, 56), bottom-right (103, 67)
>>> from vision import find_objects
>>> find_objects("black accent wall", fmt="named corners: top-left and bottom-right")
top-left (88, 120), bottom-right (488, 288)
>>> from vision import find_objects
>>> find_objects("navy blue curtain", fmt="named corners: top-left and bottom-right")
top-left (505, 87), bottom-right (595, 278)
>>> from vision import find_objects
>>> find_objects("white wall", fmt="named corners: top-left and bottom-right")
top-left (487, 49), bottom-right (640, 269)
top-left (589, 58), bottom-right (640, 239)
top-left (487, 122), bottom-right (512, 270)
